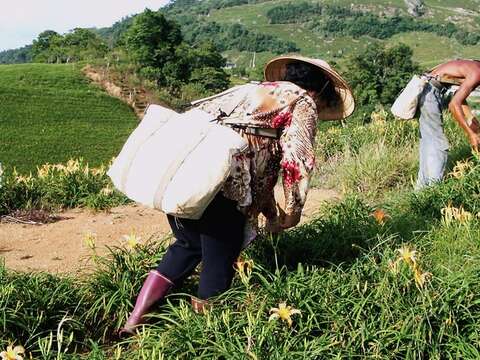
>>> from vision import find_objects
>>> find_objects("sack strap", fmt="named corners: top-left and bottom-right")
top-left (218, 94), bottom-right (307, 140)
top-left (225, 123), bottom-right (283, 139)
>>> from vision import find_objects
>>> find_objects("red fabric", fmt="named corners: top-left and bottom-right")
top-left (271, 111), bottom-right (292, 128)
top-left (281, 160), bottom-right (302, 186)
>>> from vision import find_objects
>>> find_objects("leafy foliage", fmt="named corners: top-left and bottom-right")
top-left (410, 154), bottom-right (480, 219)
top-left (0, 159), bottom-right (128, 215)
top-left (0, 45), bottom-right (32, 64)
top-left (316, 6), bottom-right (480, 46)
top-left (264, 3), bottom-right (480, 46)
top-left (345, 43), bottom-right (420, 114)
top-left (266, 2), bottom-right (323, 24)
top-left (31, 28), bottom-right (108, 63)
top-left (124, 9), bottom-right (229, 92)
top-left (181, 21), bottom-right (299, 54)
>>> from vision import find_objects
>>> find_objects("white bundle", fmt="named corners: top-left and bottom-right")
top-left (391, 75), bottom-right (427, 120)
top-left (108, 104), bottom-right (248, 219)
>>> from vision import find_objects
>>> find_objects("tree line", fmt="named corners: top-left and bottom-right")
top-left (30, 28), bottom-right (108, 64)
top-left (266, 3), bottom-right (480, 46)
top-left (180, 21), bottom-right (299, 54)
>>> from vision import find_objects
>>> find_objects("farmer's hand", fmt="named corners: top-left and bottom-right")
top-left (264, 214), bottom-right (284, 234)
top-left (277, 203), bottom-right (301, 230)
top-left (470, 117), bottom-right (479, 134)
top-left (468, 131), bottom-right (480, 153)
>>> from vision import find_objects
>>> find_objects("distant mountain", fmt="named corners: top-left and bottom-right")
top-left (2, 0), bottom-right (479, 67)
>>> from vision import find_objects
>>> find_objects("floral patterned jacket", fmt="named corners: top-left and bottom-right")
top-left (196, 81), bottom-right (318, 233)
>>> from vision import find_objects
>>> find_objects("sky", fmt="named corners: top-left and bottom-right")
top-left (0, 0), bottom-right (170, 51)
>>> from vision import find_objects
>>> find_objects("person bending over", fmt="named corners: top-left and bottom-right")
top-left (119, 55), bottom-right (355, 336)
top-left (416, 59), bottom-right (480, 189)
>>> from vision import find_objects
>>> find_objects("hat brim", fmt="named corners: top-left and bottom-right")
top-left (264, 56), bottom-right (355, 120)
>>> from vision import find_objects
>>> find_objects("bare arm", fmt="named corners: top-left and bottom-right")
top-left (448, 79), bottom-right (480, 151)
top-left (461, 102), bottom-right (479, 133)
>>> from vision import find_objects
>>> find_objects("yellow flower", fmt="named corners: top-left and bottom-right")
top-left (370, 108), bottom-right (388, 124)
top-left (448, 160), bottom-right (472, 179)
top-left (65, 159), bottom-right (80, 174)
top-left (37, 164), bottom-right (52, 178)
top-left (15, 175), bottom-right (32, 184)
top-left (441, 204), bottom-right (472, 225)
top-left (91, 166), bottom-right (106, 176)
top-left (269, 302), bottom-right (301, 327)
top-left (1, 345), bottom-right (25, 360)
top-left (236, 258), bottom-right (254, 277)
top-left (100, 186), bottom-right (114, 196)
top-left (83, 232), bottom-right (97, 250)
top-left (413, 267), bottom-right (432, 289)
top-left (122, 232), bottom-right (141, 249)
top-left (441, 204), bottom-right (455, 225)
top-left (54, 164), bottom-right (66, 172)
top-left (396, 245), bottom-right (417, 267)
top-left (456, 207), bottom-right (473, 224)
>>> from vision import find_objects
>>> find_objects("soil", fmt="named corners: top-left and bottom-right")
top-left (0, 187), bottom-right (339, 274)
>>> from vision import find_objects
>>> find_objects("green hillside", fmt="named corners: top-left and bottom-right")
top-left (166, 0), bottom-right (480, 70)
top-left (0, 63), bottom-right (137, 173)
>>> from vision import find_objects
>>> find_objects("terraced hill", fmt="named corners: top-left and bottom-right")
top-left (0, 64), bottom-right (137, 173)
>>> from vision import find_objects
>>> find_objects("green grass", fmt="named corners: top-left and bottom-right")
top-left (2, 106), bottom-right (480, 357)
top-left (0, 63), bottom-right (137, 173)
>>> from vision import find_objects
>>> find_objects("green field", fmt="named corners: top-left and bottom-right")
top-left (2, 115), bottom-right (480, 358)
top-left (0, 63), bottom-right (137, 173)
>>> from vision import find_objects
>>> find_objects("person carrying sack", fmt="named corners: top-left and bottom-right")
top-left (414, 59), bottom-right (480, 189)
top-left (118, 55), bottom-right (355, 336)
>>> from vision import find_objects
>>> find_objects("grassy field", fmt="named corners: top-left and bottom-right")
top-left (0, 63), bottom-right (137, 173)
top-left (1, 106), bottom-right (480, 358)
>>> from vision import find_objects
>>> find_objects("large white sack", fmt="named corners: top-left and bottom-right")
top-left (391, 75), bottom-right (427, 120)
top-left (161, 123), bottom-right (248, 218)
top-left (107, 104), bottom-right (177, 191)
top-left (108, 105), bottom-right (248, 219)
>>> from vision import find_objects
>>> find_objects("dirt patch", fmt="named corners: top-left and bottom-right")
top-left (0, 187), bottom-right (339, 274)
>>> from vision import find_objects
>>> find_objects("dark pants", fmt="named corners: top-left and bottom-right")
top-left (156, 194), bottom-right (246, 299)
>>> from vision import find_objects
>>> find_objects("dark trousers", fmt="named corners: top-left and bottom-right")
top-left (156, 194), bottom-right (246, 299)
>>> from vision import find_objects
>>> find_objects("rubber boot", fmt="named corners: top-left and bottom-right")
top-left (119, 270), bottom-right (173, 337)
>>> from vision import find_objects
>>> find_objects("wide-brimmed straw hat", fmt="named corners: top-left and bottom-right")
top-left (264, 55), bottom-right (355, 120)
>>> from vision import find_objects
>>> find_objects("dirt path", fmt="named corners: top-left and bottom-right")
top-left (0, 188), bottom-right (339, 274)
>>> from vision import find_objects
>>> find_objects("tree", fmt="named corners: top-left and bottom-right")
top-left (124, 9), bottom-right (229, 93)
top-left (124, 9), bottom-right (182, 70)
top-left (63, 28), bottom-right (108, 62)
top-left (31, 30), bottom-right (63, 63)
top-left (346, 43), bottom-right (420, 113)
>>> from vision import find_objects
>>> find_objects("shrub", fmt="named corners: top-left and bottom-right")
top-left (0, 159), bottom-right (128, 215)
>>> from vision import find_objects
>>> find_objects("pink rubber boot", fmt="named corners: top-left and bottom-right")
top-left (119, 270), bottom-right (173, 336)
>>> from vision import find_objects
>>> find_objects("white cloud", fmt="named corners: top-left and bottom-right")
top-left (0, 0), bottom-right (170, 51)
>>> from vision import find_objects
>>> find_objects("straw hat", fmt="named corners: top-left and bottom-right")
top-left (264, 55), bottom-right (355, 120)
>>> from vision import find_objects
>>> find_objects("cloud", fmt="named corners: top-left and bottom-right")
top-left (0, 0), bottom-right (169, 51)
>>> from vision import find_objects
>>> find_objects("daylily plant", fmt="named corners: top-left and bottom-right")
top-left (269, 302), bottom-right (301, 327)
top-left (1, 345), bottom-right (25, 360)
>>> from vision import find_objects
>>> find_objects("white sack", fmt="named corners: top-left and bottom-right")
top-left (107, 104), bottom-right (248, 219)
top-left (391, 75), bottom-right (427, 120)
